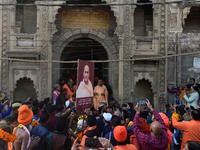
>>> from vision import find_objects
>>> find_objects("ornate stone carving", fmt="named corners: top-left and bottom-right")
top-left (36, 2), bottom-right (49, 100)
top-left (159, 3), bottom-right (167, 111)
top-left (1, 0), bottom-right (10, 92)
top-left (122, 0), bottom-right (132, 102)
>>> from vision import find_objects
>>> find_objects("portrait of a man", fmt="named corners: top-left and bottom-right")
top-left (76, 65), bottom-right (93, 98)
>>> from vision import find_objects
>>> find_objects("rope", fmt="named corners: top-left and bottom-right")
top-left (1, 50), bottom-right (200, 64)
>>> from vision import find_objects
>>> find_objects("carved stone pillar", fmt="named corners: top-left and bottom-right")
top-left (159, 3), bottom-right (167, 112)
top-left (36, 1), bottom-right (50, 100)
top-left (122, 0), bottom-right (132, 103)
top-left (0, 0), bottom-right (11, 93)
top-left (115, 0), bottom-right (133, 104)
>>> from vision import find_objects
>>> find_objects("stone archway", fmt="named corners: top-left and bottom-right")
top-left (51, 0), bottom-right (119, 98)
top-left (134, 78), bottom-right (154, 104)
top-left (60, 37), bottom-right (109, 83)
top-left (52, 31), bottom-right (119, 97)
top-left (13, 77), bottom-right (37, 102)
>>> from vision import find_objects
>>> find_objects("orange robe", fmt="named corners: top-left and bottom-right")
top-left (172, 118), bottom-right (200, 150)
top-left (62, 84), bottom-right (74, 100)
top-left (114, 144), bottom-right (137, 150)
top-left (93, 85), bottom-right (108, 110)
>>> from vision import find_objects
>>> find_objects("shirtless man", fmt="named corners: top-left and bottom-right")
top-left (13, 105), bottom-right (39, 150)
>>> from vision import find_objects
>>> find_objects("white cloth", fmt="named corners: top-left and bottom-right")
top-left (20, 124), bottom-right (31, 150)
top-left (103, 113), bottom-right (112, 122)
top-left (183, 92), bottom-right (199, 109)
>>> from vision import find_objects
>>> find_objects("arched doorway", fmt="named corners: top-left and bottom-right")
top-left (183, 6), bottom-right (200, 33)
top-left (52, 0), bottom-right (119, 98)
top-left (60, 37), bottom-right (109, 84)
top-left (13, 77), bottom-right (37, 102)
top-left (135, 78), bottom-right (154, 104)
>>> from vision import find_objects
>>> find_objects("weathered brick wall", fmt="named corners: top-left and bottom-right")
top-left (180, 33), bottom-right (200, 83)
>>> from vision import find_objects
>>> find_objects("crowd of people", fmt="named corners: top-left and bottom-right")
top-left (0, 77), bottom-right (200, 150)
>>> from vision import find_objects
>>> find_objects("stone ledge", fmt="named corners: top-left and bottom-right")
top-left (7, 51), bottom-right (40, 59)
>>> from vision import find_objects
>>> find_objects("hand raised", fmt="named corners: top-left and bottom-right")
top-left (134, 103), bottom-right (140, 113)
top-left (146, 99), bottom-right (153, 111)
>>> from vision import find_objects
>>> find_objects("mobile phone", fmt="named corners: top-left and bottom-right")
top-left (138, 100), bottom-right (147, 105)
top-left (85, 137), bottom-right (102, 148)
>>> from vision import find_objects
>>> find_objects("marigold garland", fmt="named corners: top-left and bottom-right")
top-left (32, 120), bottom-right (39, 127)
top-left (0, 128), bottom-right (18, 143)
top-left (78, 115), bottom-right (87, 121)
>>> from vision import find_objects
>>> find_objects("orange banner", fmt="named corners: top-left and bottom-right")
top-left (62, 11), bottom-right (109, 30)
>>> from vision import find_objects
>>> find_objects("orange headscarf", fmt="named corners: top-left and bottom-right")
top-left (159, 112), bottom-right (172, 150)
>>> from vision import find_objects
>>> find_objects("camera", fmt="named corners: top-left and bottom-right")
top-left (85, 137), bottom-right (102, 148)
top-left (138, 100), bottom-right (147, 105)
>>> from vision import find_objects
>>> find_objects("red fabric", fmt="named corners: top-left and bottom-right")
top-left (131, 118), bottom-right (150, 150)
top-left (139, 118), bottom-right (150, 132)
top-left (159, 113), bottom-right (172, 144)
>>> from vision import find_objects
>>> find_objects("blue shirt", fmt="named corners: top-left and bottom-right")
top-left (32, 115), bottom-right (40, 121)
top-left (0, 106), bottom-right (11, 119)
top-left (31, 124), bottom-right (49, 150)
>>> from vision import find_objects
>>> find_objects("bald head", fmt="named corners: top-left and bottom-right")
top-left (150, 121), bottom-right (162, 136)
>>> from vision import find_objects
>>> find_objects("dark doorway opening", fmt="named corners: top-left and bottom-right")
top-left (13, 77), bottom-right (37, 102)
top-left (60, 38), bottom-right (108, 84)
top-left (135, 78), bottom-right (154, 104)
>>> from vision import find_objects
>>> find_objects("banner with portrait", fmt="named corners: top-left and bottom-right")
top-left (76, 59), bottom-right (94, 110)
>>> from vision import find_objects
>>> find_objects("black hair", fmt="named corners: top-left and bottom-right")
top-left (187, 141), bottom-right (200, 150)
top-left (190, 78), bottom-right (196, 83)
top-left (38, 101), bottom-right (45, 109)
top-left (176, 106), bottom-right (180, 113)
top-left (178, 107), bottom-right (186, 116)
top-left (44, 98), bottom-right (50, 104)
top-left (191, 109), bottom-right (200, 120)
top-left (23, 101), bottom-right (31, 105)
top-left (196, 84), bottom-right (200, 89)
top-left (56, 105), bottom-right (64, 112)
top-left (7, 113), bottom-right (18, 125)
top-left (55, 119), bottom-right (66, 132)
top-left (71, 109), bottom-right (76, 113)
top-left (110, 115), bottom-right (121, 127)
top-left (122, 104), bottom-right (127, 107)
top-left (127, 103), bottom-right (133, 108)
top-left (62, 88), bottom-right (68, 93)
top-left (32, 100), bottom-right (39, 107)
top-left (39, 113), bottom-right (49, 124)
top-left (32, 107), bottom-right (39, 115)
top-left (186, 84), bottom-right (191, 90)
top-left (49, 105), bottom-right (56, 114)
top-left (107, 106), bottom-right (113, 111)
top-left (72, 94), bottom-right (76, 98)
top-left (193, 86), bottom-right (199, 92)
top-left (140, 111), bottom-right (148, 120)
top-left (165, 104), bottom-right (170, 108)
top-left (190, 106), bottom-right (195, 110)
top-left (86, 115), bottom-right (96, 127)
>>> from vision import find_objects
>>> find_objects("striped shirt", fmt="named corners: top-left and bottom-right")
top-left (133, 110), bottom-right (168, 150)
